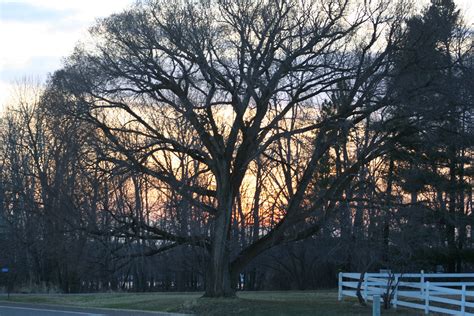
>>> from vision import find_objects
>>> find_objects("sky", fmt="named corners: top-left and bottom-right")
top-left (0, 0), bottom-right (134, 109)
top-left (0, 0), bottom-right (473, 111)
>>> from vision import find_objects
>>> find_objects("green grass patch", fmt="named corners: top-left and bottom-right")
top-left (0, 290), bottom-right (421, 315)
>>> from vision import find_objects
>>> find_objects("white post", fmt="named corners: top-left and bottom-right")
top-left (338, 272), bottom-right (343, 301)
top-left (364, 273), bottom-right (368, 302)
top-left (461, 284), bottom-right (466, 315)
top-left (373, 295), bottom-right (381, 316)
top-left (393, 275), bottom-right (398, 309)
top-left (424, 281), bottom-right (430, 315)
top-left (420, 270), bottom-right (425, 296)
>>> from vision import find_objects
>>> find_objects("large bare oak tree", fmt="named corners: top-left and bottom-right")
top-left (51, 0), bottom-right (407, 297)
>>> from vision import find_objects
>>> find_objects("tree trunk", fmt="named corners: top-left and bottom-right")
top-left (446, 154), bottom-right (457, 273)
top-left (356, 271), bottom-right (367, 306)
top-left (383, 159), bottom-right (394, 264)
top-left (204, 177), bottom-right (235, 297)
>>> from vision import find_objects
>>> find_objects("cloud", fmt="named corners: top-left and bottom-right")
top-left (2, 0), bottom-right (133, 21)
top-left (0, 20), bottom-right (83, 67)
top-left (0, 0), bottom-right (134, 110)
top-left (1, 56), bottom-right (61, 80)
top-left (0, 2), bottom-right (74, 22)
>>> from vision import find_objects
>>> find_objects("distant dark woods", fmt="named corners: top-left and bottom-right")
top-left (0, 0), bottom-right (472, 296)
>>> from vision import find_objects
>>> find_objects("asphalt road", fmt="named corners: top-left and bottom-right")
top-left (0, 302), bottom-right (191, 316)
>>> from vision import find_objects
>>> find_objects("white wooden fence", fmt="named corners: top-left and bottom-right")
top-left (338, 272), bottom-right (474, 315)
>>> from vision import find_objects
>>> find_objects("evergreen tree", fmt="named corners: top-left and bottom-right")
top-left (387, 0), bottom-right (473, 272)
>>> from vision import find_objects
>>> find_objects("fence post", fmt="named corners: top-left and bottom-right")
top-left (420, 270), bottom-right (425, 296)
top-left (338, 272), bottom-right (343, 301)
top-left (461, 284), bottom-right (466, 315)
top-left (393, 275), bottom-right (398, 309)
top-left (373, 295), bottom-right (381, 316)
top-left (364, 273), bottom-right (368, 302)
top-left (424, 281), bottom-right (430, 315)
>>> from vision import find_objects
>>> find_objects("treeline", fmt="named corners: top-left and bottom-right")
top-left (0, 0), bottom-right (472, 295)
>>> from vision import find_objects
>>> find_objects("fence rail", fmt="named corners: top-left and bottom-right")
top-left (338, 271), bottom-right (474, 315)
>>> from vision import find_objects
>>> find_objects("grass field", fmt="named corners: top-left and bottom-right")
top-left (0, 290), bottom-right (423, 315)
